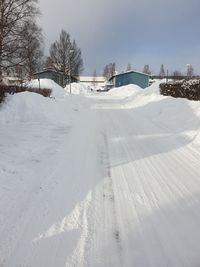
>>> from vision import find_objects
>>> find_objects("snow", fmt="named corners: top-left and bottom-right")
top-left (1, 80), bottom-right (200, 266)
top-left (26, 78), bottom-right (66, 98)
top-left (107, 80), bottom-right (164, 98)
top-left (107, 84), bottom-right (142, 97)
top-left (65, 82), bottom-right (91, 95)
top-left (0, 91), bottom-right (75, 125)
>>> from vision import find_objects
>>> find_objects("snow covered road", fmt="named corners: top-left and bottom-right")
top-left (1, 91), bottom-right (200, 266)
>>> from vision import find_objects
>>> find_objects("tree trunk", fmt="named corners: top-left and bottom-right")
top-left (0, 0), bottom-right (4, 83)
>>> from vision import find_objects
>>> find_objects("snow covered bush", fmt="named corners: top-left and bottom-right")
top-left (27, 79), bottom-right (65, 98)
top-left (0, 85), bottom-right (52, 104)
top-left (160, 80), bottom-right (200, 100)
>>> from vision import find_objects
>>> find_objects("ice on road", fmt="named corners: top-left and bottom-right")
top-left (1, 90), bottom-right (200, 266)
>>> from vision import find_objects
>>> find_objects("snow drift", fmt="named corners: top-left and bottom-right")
top-left (65, 83), bottom-right (91, 95)
top-left (0, 91), bottom-right (72, 125)
top-left (1, 77), bottom-right (200, 266)
top-left (26, 79), bottom-right (66, 98)
top-left (107, 84), bottom-right (142, 97)
top-left (105, 80), bottom-right (200, 146)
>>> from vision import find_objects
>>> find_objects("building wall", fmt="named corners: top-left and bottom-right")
top-left (34, 71), bottom-right (62, 86)
top-left (115, 72), bottom-right (149, 89)
top-left (34, 71), bottom-right (77, 87)
top-left (79, 76), bottom-right (105, 88)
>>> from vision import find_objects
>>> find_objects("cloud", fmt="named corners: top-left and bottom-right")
top-left (38, 0), bottom-right (200, 75)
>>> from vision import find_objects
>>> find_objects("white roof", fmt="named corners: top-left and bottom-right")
top-left (79, 76), bottom-right (105, 82)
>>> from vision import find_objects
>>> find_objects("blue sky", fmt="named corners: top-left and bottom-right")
top-left (39, 0), bottom-right (200, 75)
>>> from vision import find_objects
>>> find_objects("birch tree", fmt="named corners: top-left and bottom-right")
top-left (186, 64), bottom-right (194, 78)
top-left (143, 64), bottom-right (151, 75)
top-left (20, 20), bottom-right (43, 79)
top-left (0, 0), bottom-right (39, 81)
top-left (48, 30), bottom-right (83, 86)
top-left (126, 63), bottom-right (132, 71)
top-left (103, 62), bottom-right (116, 80)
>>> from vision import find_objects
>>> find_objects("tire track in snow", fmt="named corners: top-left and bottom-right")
top-left (106, 107), bottom-right (200, 266)
top-left (100, 130), bottom-right (124, 266)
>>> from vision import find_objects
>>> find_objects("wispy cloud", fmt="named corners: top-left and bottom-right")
top-left (39, 0), bottom-right (200, 75)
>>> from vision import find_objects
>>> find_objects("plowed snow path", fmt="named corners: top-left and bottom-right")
top-left (1, 96), bottom-right (200, 267)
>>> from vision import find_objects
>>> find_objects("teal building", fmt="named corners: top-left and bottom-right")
top-left (109, 71), bottom-right (150, 89)
top-left (34, 69), bottom-right (77, 87)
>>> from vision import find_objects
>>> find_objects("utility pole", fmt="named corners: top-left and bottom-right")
top-left (166, 69), bottom-right (169, 82)
top-left (69, 49), bottom-right (74, 94)
top-left (69, 66), bottom-right (71, 94)
top-left (38, 77), bottom-right (40, 90)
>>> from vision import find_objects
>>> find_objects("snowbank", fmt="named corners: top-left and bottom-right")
top-left (107, 80), bottom-right (163, 98)
top-left (105, 81), bottom-right (200, 147)
top-left (0, 91), bottom-right (71, 125)
top-left (118, 81), bottom-right (200, 147)
top-left (107, 84), bottom-right (142, 97)
top-left (65, 83), bottom-right (91, 95)
top-left (1, 79), bottom-right (200, 147)
top-left (144, 80), bottom-right (164, 94)
top-left (26, 79), bottom-right (66, 98)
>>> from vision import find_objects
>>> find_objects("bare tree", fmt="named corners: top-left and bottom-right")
top-left (143, 64), bottom-right (151, 75)
top-left (172, 70), bottom-right (182, 78)
top-left (92, 69), bottom-right (97, 89)
top-left (0, 0), bottom-right (39, 81)
top-left (103, 65), bottom-right (109, 79)
top-left (103, 62), bottom-right (116, 81)
top-left (186, 64), bottom-right (194, 78)
top-left (70, 40), bottom-right (83, 77)
top-left (20, 20), bottom-right (43, 80)
top-left (159, 64), bottom-right (165, 78)
top-left (48, 29), bottom-right (83, 87)
top-left (126, 63), bottom-right (132, 71)
top-left (49, 30), bottom-right (71, 86)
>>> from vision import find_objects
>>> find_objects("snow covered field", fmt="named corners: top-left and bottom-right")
top-left (1, 80), bottom-right (200, 266)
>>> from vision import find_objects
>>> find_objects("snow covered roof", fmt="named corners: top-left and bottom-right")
top-left (34, 68), bottom-right (63, 75)
top-left (109, 70), bottom-right (151, 81)
top-left (33, 69), bottom-right (78, 83)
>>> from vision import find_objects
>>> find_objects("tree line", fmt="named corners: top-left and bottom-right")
top-left (143, 63), bottom-right (194, 77)
top-left (0, 0), bottom-right (83, 85)
top-left (101, 62), bottom-right (195, 81)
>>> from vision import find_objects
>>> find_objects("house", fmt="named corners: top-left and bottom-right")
top-left (33, 69), bottom-right (78, 87)
top-left (79, 76), bottom-right (106, 88)
top-left (109, 71), bottom-right (150, 89)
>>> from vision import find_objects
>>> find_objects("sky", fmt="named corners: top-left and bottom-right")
top-left (38, 0), bottom-right (200, 76)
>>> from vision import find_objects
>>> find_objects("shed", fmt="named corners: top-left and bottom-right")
top-left (34, 69), bottom-right (77, 87)
top-left (109, 71), bottom-right (150, 89)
